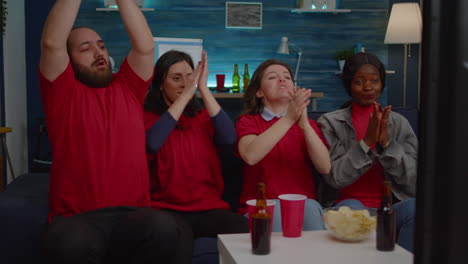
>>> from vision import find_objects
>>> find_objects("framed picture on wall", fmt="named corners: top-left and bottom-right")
top-left (153, 37), bottom-right (204, 64)
top-left (225, 2), bottom-right (262, 29)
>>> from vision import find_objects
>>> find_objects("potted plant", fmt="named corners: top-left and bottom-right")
top-left (0, 0), bottom-right (7, 34)
top-left (335, 49), bottom-right (354, 71)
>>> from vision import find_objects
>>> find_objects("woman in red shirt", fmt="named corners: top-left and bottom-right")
top-left (317, 52), bottom-right (417, 252)
top-left (236, 59), bottom-right (331, 231)
top-left (144, 50), bottom-right (248, 263)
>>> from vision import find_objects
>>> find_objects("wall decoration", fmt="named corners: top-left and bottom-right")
top-left (225, 2), bottom-right (262, 29)
top-left (0, 0), bottom-right (7, 34)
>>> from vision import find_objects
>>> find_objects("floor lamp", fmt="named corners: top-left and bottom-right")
top-left (384, 3), bottom-right (422, 107)
top-left (277, 37), bottom-right (303, 86)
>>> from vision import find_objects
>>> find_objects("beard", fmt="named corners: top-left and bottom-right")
top-left (72, 60), bottom-right (113, 88)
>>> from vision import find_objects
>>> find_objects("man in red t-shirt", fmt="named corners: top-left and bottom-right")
top-left (39, 1), bottom-right (180, 263)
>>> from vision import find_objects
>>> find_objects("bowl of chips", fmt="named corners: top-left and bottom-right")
top-left (323, 206), bottom-right (377, 242)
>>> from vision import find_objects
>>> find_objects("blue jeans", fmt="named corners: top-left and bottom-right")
top-left (335, 198), bottom-right (415, 253)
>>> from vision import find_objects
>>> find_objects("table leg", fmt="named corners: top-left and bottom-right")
top-left (1, 136), bottom-right (15, 180)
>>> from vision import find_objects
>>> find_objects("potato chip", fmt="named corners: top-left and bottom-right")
top-left (323, 206), bottom-right (376, 241)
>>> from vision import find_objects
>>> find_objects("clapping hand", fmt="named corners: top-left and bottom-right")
top-left (297, 88), bottom-right (313, 129)
top-left (363, 102), bottom-right (392, 147)
top-left (197, 50), bottom-right (209, 92)
top-left (182, 59), bottom-right (203, 97)
top-left (378, 104), bottom-right (392, 146)
top-left (285, 87), bottom-right (311, 124)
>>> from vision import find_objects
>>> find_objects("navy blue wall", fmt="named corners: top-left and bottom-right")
top-left (24, 0), bottom-right (420, 171)
top-left (76, 0), bottom-right (390, 112)
top-left (25, 0), bottom-right (55, 171)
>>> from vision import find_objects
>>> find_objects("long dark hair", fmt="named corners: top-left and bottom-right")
top-left (342, 52), bottom-right (386, 97)
top-left (240, 59), bottom-right (294, 116)
top-left (144, 50), bottom-right (202, 117)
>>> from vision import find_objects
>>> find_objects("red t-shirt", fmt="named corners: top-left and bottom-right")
top-left (144, 110), bottom-right (229, 211)
top-left (337, 103), bottom-right (384, 208)
top-left (236, 114), bottom-right (326, 214)
top-left (39, 59), bottom-right (152, 221)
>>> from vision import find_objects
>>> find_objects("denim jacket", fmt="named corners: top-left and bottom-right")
top-left (317, 106), bottom-right (418, 201)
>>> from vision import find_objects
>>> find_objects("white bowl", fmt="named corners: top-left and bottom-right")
top-left (323, 206), bottom-right (377, 242)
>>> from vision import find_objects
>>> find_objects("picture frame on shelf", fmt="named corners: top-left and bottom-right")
top-left (225, 2), bottom-right (262, 29)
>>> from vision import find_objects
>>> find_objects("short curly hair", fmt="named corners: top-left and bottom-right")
top-left (341, 52), bottom-right (386, 97)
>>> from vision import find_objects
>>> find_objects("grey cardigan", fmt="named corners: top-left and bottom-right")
top-left (317, 106), bottom-right (418, 201)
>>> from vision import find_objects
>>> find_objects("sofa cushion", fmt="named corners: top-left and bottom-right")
top-left (0, 173), bottom-right (49, 264)
top-left (0, 173), bottom-right (220, 264)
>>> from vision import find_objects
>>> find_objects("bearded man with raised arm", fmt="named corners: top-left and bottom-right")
top-left (39, 1), bottom-right (180, 263)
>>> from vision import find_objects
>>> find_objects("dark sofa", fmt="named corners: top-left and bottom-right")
top-left (0, 173), bottom-right (224, 264)
top-left (0, 173), bottom-right (49, 263)
top-left (0, 107), bottom-right (418, 264)
top-left (0, 149), bottom-right (244, 264)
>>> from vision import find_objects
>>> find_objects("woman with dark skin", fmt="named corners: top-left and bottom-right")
top-left (318, 52), bottom-right (417, 252)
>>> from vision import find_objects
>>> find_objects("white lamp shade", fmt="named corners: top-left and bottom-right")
top-left (384, 3), bottom-right (422, 44)
top-left (104, 0), bottom-right (144, 8)
top-left (277, 37), bottom-right (290, 54)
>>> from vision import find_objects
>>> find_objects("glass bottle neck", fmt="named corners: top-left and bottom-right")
top-left (382, 181), bottom-right (392, 205)
top-left (256, 184), bottom-right (267, 208)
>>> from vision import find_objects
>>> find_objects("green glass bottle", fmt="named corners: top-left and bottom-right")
top-left (232, 64), bottom-right (240, 93)
top-left (243, 64), bottom-right (250, 92)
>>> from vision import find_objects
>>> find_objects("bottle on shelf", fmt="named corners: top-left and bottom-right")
top-left (243, 64), bottom-right (250, 92)
top-left (232, 64), bottom-right (240, 93)
top-left (354, 43), bottom-right (365, 53)
top-left (376, 180), bottom-right (396, 251)
top-left (251, 182), bottom-right (271, 255)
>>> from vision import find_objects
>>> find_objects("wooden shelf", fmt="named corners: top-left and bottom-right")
top-left (197, 92), bottom-right (324, 99)
top-left (291, 8), bottom-right (351, 13)
top-left (291, 8), bottom-right (387, 13)
top-left (96, 7), bottom-right (154, 11)
top-left (335, 70), bottom-right (396, 75)
top-left (198, 92), bottom-right (243, 99)
top-left (0, 127), bottom-right (12, 134)
top-left (197, 92), bottom-right (323, 110)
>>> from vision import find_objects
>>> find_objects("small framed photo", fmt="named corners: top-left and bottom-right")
top-left (225, 2), bottom-right (262, 29)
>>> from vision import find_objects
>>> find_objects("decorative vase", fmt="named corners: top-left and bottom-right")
top-left (299, 0), bottom-right (337, 10)
top-left (338, 60), bottom-right (345, 71)
top-left (325, 0), bottom-right (337, 10)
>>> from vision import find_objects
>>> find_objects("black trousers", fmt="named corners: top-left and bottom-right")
top-left (161, 209), bottom-right (249, 264)
top-left (41, 206), bottom-right (179, 264)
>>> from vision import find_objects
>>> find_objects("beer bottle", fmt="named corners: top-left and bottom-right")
top-left (243, 64), bottom-right (250, 92)
top-left (232, 64), bottom-right (240, 93)
top-left (251, 182), bottom-right (271, 255)
top-left (377, 180), bottom-right (396, 251)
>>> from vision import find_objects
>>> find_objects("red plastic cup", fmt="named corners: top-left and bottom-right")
top-left (216, 74), bottom-right (225, 91)
top-left (246, 199), bottom-right (276, 233)
top-left (278, 194), bottom-right (307, 237)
